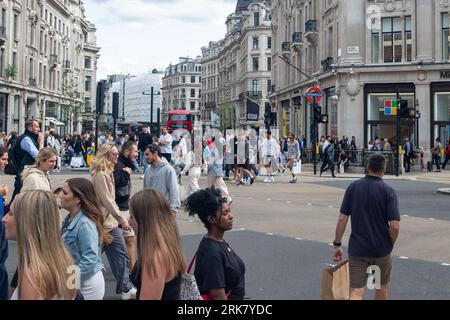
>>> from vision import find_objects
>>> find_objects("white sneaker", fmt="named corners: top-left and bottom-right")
top-left (121, 287), bottom-right (137, 300)
top-left (264, 177), bottom-right (269, 183)
top-left (140, 175), bottom-right (145, 180)
top-left (270, 176), bottom-right (275, 183)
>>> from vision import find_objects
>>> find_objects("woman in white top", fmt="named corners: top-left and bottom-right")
top-left (2, 191), bottom-right (76, 300)
top-left (21, 147), bottom-right (57, 192)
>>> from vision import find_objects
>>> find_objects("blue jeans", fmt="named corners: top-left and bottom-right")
top-left (139, 151), bottom-right (148, 172)
top-left (103, 227), bottom-right (132, 294)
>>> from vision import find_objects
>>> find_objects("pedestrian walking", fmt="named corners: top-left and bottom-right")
top-left (2, 191), bottom-right (76, 300)
top-left (61, 178), bottom-right (113, 300)
top-left (143, 144), bottom-right (180, 214)
top-left (180, 138), bottom-right (202, 197)
top-left (332, 154), bottom-right (400, 300)
top-left (114, 140), bottom-right (138, 271)
top-left (129, 189), bottom-right (185, 300)
top-left (431, 138), bottom-right (442, 172)
top-left (287, 133), bottom-right (300, 183)
top-left (320, 136), bottom-right (336, 178)
top-left (159, 128), bottom-right (173, 164)
top-left (8, 120), bottom-right (44, 202)
top-left (204, 138), bottom-right (232, 203)
top-left (184, 187), bottom-right (245, 300)
top-left (91, 143), bottom-right (136, 300)
top-left (261, 131), bottom-right (277, 183)
top-left (20, 147), bottom-right (57, 193)
top-left (138, 126), bottom-right (153, 172)
top-left (441, 139), bottom-right (450, 170)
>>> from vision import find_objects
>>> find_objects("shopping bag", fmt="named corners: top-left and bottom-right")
top-left (293, 160), bottom-right (302, 174)
top-left (321, 260), bottom-right (350, 300)
top-left (70, 156), bottom-right (83, 168)
top-left (339, 164), bottom-right (345, 174)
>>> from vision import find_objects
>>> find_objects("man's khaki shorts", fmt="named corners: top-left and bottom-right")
top-left (349, 254), bottom-right (392, 289)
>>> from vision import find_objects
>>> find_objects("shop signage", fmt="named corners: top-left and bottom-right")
top-left (440, 71), bottom-right (450, 79)
top-left (347, 46), bottom-right (360, 54)
top-left (305, 87), bottom-right (322, 103)
top-left (384, 100), bottom-right (398, 116)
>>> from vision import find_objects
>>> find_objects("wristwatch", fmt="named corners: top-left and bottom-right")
top-left (333, 241), bottom-right (342, 247)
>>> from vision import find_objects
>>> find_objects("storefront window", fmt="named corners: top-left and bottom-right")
top-left (434, 92), bottom-right (450, 145)
top-left (367, 93), bottom-right (416, 146)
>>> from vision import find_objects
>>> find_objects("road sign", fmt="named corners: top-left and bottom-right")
top-left (87, 147), bottom-right (95, 167)
top-left (305, 87), bottom-right (322, 103)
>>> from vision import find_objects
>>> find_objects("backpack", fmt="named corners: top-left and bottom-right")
top-left (4, 139), bottom-right (20, 175)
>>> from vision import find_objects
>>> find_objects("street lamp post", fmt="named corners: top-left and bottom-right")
top-left (143, 86), bottom-right (161, 136)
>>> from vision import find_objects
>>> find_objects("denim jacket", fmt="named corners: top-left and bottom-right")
top-left (61, 210), bottom-right (103, 283)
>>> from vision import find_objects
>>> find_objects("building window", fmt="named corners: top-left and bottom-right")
top-left (190, 101), bottom-right (195, 110)
top-left (84, 56), bottom-right (91, 69)
top-left (0, 49), bottom-right (4, 78)
top-left (268, 36), bottom-right (272, 49)
top-left (267, 57), bottom-right (272, 71)
top-left (405, 16), bottom-right (412, 62)
top-left (254, 12), bottom-right (260, 27)
top-left (84, 97), bottom-right (91, 113)
top-left (252, 57), bottom-right (259, 71)
top-left (252, 79), bottom-right (259, 93)
top-left (191, 76), bottom-right (195, 83)
top-left (181, 101), bottom-right (186, 110)
top-left (85, 76), bottom-right (91, 92)
top-left (371, 19), bottom-right (380, 63)
top-left (382, 17), bottom-right (402, 63)
top-left (181, 88), bottom-right (186, 97)
top-left (253, 36), bottom-right (259, 49)
top-left (268, 79), bottom-right (271, 92)
top-left (13, 13), bottom-right (18, 41)
top-left (182, 76), bottom-right (186, 83)
top-left (443, 13), bottom-right (450, 61)
top-left (190, 89), bottom-right (195, 98)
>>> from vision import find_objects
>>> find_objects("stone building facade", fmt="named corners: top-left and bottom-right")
top-left (0, 0), bottom-right (99, 135)
top-left (269, 0), bottom-right (450, 156)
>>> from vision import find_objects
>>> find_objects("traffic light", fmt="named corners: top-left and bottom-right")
top-left (293, 97), bottom-right (302, 111)
top-left (270, 112), bottom-right (277, 126)
top-left (313, 104), bottom-right (322, 123)
top-left (264, 102), bottom-right (271, 127)
top-left (400, 99), bottom-right (409, 118)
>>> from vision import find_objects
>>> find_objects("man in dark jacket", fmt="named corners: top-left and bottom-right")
top-left (138, 126), bottom-right (153, 172)
top-left (320, 136), bottom-right (336, 178)
top-left (10, 120), bottom-right (44, 202)
top-left (114, 140), bottom-right (138, 271)
top-left (0, 147), bottom-right (8, 300)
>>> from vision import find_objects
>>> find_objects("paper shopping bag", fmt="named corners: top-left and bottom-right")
top-left (321, 260), bottom-right (350, 300)
top-left (293, 160), bottom-right (302, 174)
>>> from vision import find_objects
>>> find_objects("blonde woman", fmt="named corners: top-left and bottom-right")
top-left (90, 143), bottom-right (136, 300)
top-left (1, 191), bottom-right (76, 300)
top-left (129, 189), bottom-right (185, 300)
top-left (21, 147), bottom-right (57, 192)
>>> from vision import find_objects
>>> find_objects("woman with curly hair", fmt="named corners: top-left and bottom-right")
top-left (184, 187), bottom-right (245, 300)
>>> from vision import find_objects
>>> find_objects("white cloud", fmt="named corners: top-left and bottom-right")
top-left (83, 0), bottom-right (236, 78)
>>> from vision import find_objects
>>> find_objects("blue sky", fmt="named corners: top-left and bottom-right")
top-left (83, 0), bottom-right (236, 79)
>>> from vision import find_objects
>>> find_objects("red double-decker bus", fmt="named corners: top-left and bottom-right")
top-left (166, 110), bottom-right (193, 132)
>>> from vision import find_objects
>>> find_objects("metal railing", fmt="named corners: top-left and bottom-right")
top-left (321, 57), bottom-right (334, 72)
top-left (282, 41), bottom-right (291, 52)
top-left (292, 32), bottom-right (303, 44)
top-left (247, 91), bottom-right (262, 98)
top-left (305, 20), bottom-right (318, 33)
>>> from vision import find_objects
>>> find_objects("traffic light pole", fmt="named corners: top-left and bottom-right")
top-left (313, 96), bottom-right (317, 175)
top-left (396, 89), bottom-right (401, 177)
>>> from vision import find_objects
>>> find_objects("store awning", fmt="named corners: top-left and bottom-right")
top-left (45, 117), bottom-right (65, 126)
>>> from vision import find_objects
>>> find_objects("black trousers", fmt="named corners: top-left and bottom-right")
top-left (442, 156), bottom-right (450, 169)
top-left (433, 155), bottom-right (441, 170)
top-left (404, 155), bottom-right (411, 172)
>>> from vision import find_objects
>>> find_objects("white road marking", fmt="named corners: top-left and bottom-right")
top-left (328, 206), bottom-right (334, 209)
top-left (429, 218), bottom-right (436, 221)
top-left (328, 243), bottom-right (334, 246)
top-left (266, 233), bottom-right (274, 236)
top-left (441, 263), bottom-right (450, 267)
top-left (286, 201), bottom-right (292, 204)
top-left (307, 203), bottom-right (312, 206)
top-left (238, 228), bottom-right (246, 231)
top-left (399, 256), bottom-right (409, 260)
top-left (188, 220), bottom-right (194, 223)
top-left (402, 215), bottom-right (409, 218)
top-left (295, 238), bottom-right (303, 240)
top-left (267, 198), bottom-right (271, 201)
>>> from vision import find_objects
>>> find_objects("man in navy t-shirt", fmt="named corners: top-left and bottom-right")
top-left (332, 153), bottom-right (401, 300)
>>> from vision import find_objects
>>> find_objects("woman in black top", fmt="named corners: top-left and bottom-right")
top-left (185, 187), bottom-right (245, 300)
top-left (129, 189), bottom-right (185, 300)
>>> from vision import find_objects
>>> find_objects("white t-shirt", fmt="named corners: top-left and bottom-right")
top-left (178, 138), bottom-right (188, 159)
top-left (159, 134), bottom-right (173, 154)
